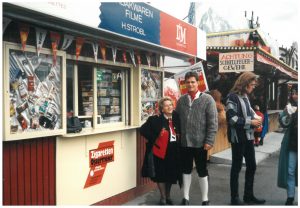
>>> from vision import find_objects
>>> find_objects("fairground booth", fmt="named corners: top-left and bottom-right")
top-left (2, 2), bottom-right (207, 205)
top-left (190, 5), bottom-right (298, 151)
top-left (205, 28), bottom-right (298, 139)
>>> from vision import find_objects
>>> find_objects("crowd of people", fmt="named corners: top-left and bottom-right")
top-left (140, 71), bottom-right (298, 205)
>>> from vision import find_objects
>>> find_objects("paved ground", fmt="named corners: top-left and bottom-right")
top-left (124, 132), bottom-right (298, 206)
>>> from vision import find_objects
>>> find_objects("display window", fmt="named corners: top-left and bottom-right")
top-left (141, 68), bottom-right (162, 121)
top-left (66, 60), bottom-right (128, 129)
top-left (3, 42), bottom-right (66, 140)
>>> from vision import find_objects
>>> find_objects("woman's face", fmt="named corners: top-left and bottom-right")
top-left (245, 80), bottom-right (257, 94)
top-left (161, 100), bottom-right (173, 115)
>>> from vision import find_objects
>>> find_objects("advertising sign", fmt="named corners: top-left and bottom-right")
top-left (219, 51), bottom-right (254, 73)
top-left (12, 2), bottom-right (201, 57)
top-left (99, 3), bottom-right (160, 45)
top-left (84, 141), bottom-right (114, 189)
top-left (160, 11), bottom-right (197, 57)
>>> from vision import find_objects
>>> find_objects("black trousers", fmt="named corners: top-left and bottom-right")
top-left (230, 140), bottom-right (256, 198)
top-left (181, 147), bottom-right (208, 177)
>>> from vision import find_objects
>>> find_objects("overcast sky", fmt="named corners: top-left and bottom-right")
top-left (151, 0), bottom-right (299, 48)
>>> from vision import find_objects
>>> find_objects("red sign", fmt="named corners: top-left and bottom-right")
top-left (84, 141), bottom-right (114, 189)
top-left (160, 12), bottom-right (197, 56)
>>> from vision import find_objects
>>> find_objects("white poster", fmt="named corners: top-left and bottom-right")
top-left (219, 51), bottom-right (254, 73)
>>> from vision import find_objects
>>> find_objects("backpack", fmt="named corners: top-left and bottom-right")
top-left (67, 116), bottom-right (82, 133)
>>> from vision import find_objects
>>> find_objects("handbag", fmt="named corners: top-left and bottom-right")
top-left (67, 116), bottom-right (82, 133)
top-left (152, 128), bottom-right (169, 159)
top-left (142, 142), bottom-right (156, 178)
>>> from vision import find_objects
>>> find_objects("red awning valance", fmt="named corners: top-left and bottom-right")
top-left (257, 53), bottom-right (298, 80)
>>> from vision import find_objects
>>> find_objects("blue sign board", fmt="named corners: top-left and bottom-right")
top-left (99, 3), bottom-right (160, 45)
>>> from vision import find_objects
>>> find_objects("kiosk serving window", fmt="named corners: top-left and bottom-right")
top-left (4, 42), bottom-right (66, 140)
top-left (96, 67), bottom-right (122, 124)
top-left (67, 60), bottom-right (127, 130)
top-left (141, 69), bottom-right (162, 121)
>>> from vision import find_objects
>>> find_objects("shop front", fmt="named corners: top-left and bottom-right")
top-left (2, 2), bottom-right (205, 205)
top-left (205, 29), bottom-right (298, 141)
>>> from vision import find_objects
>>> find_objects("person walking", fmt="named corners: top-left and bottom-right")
top-left (225, 71), bottom-right (266, 205)
top-left (277, 85), bottom-right (298, 205)
top-left (140, 97), bottom-right (181, 205)
top-left (175, 71), bottom-right (218, 205)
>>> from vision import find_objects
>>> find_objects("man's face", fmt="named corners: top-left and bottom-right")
top-left (185, 77), bottom-right (198, 93)
top-left (245, 80), bottom-right (257, 94)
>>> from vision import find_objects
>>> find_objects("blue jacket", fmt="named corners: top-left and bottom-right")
top-left (277, 111), bottom-right (298, 189)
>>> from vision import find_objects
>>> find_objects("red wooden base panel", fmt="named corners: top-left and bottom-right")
top-left (2, 137), bottom-right (56, 205)
top-left (92, 182), bottom-right (156, 205)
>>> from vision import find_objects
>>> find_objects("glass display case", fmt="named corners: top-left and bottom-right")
top-left (4, 42), bottom-right (66, 140)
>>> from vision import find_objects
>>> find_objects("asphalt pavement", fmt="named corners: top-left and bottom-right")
top-left (123, 131), bottom-right (298, 206)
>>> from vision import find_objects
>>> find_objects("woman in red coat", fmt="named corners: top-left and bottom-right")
top-left (140, 97), bottom-right (181, 205)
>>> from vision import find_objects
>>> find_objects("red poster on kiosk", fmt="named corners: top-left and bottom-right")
top-left (84, 141), bottom-right (114, 189)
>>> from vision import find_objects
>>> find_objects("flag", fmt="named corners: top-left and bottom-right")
top-left (76, 37), bottom-right (85, 61)
top-left (35, 27), bottom-right (47, 56)
top-left (91, 41), bottom-right (98, 62)
top-left (99, 41), bottom-right (106, 61)
top-left (50, 31), bottom-right (61, 65)
top-left (122, 49), bottom-right (127, 63)
top-left (19, 24), bottom-right (30, 51)
top-left (146, 53), bottom-right (151, 68)
top-left (112, 46), bottom-right (117, 63)
top-left (129, 49), bottom-right (136, 67)
top-left (135, 50), bottom-right (141, 65)
top-left (161, 55), bottom-right (165, 67)
top-left (61, 34), bottom-right (74, 50)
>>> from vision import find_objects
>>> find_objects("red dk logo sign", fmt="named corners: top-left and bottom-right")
top-left (84, 141), bottom-right (114, 189)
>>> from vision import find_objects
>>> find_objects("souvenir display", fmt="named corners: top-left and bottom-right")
top-left (8, 49), bottom-right (62, 134)
top-left (141, 69), bottom-right (162, 121)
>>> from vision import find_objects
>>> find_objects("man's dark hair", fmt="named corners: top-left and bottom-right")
top-left (185, 71), bottom-right (199, 81)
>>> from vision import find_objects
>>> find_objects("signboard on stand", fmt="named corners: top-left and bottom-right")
top-left (219, 51), bottom-right (254, 73)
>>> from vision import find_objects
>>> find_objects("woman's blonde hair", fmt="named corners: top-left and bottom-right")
top-left (158, 96), bottom-right (173, 113)
top-left (230, 72), bottom-right (258, 95)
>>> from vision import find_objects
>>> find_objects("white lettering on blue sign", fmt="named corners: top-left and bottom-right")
top-left (121, 21), bottom-right (146, 36)
top-left (119, 2), bottom-right (154, 18)
top-left (125, 9), bottom-right (143, 23)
